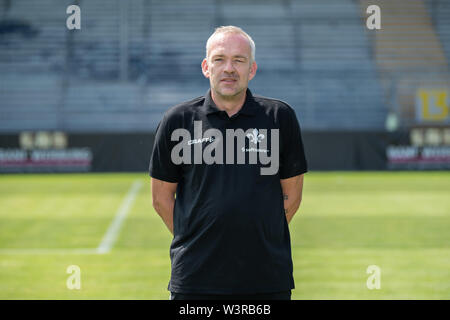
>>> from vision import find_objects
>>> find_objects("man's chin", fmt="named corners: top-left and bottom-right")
top-left (215, 87), bottom-right (245, 99)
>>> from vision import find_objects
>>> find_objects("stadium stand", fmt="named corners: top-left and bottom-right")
top-left (427, 0), bottom-right (450, 68)
top-left (360, 0), bottom-right (450, 127)
top-left (0, 0), bottom-right (66, 131)
top-left (0, 0), bottom-right (448, 132)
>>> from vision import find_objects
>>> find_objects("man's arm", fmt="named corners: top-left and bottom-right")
top-left (280, 174), bottom-right (305, 224)
top-left (151, 177), bottom-right (178, 235)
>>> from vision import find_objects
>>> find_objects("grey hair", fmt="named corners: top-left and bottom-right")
top-left (205, 26), bottom-right (255, 63)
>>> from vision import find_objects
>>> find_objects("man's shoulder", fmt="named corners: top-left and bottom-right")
top-left (161, 95), bottom-right (205, 124)
top-left (167, 95), bottom-right (205, 115)
top-left (252, 94), bottom-right (296, 118)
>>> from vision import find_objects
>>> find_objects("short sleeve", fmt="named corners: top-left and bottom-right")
top-left (149, 113), bottom-right (181, 182)
top-left (279, 106), bottom-right (308, 179)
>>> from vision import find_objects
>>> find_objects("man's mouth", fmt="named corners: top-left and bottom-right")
top-left (221, 78), bottom-right (237, 83)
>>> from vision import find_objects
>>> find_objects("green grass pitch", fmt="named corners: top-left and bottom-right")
top-left (0, 171), bottom-right (449, 299)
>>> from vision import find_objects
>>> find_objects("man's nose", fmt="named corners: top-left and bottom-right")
top-left (223, 59), bottom-right (236, 72)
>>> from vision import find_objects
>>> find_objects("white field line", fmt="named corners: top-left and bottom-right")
top-left (0, 179), bottom-right (143, 255)
top-left (96, 180), bottom-right (143, 254)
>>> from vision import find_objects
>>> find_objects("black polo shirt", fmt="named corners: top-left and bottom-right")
top-left (149, 88), bottom-right (307, 294)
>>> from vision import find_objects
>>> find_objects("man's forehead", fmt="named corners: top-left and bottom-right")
top-left (209, 33), bottom-right (251, 55)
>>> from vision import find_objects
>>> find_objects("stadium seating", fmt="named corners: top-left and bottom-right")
top-left (427, 0), bottom-right (450, 65)
top-left (359, 0), bottom-right (450, 127)
top-left (0, 0), bottom-right (448, 132)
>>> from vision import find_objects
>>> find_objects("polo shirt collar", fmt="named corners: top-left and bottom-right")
top-left (203, 88), bottom-right (258, 116)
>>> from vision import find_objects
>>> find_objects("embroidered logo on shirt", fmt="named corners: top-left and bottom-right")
top-left (187, 137), bottom-right (215, 145)
top-left (246, 129), bottom-right (265, 144)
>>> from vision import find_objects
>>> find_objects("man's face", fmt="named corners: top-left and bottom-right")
top-left (202, 33), bottom-right (257, 100)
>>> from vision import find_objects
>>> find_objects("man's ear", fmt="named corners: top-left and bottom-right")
top-left (201, 58), bottom-right (210, 78)
top-left (248, 61), bottom-right (257, 81)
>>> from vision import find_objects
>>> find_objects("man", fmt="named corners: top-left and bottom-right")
top-left (149, 26), bottom-right (307, 300)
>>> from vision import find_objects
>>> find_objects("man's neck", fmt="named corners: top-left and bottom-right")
top-left (211, 89), bottom-right (247, 117)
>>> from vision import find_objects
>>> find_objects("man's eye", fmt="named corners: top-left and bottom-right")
top-left (214, 58), bottom-right (223, 62)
